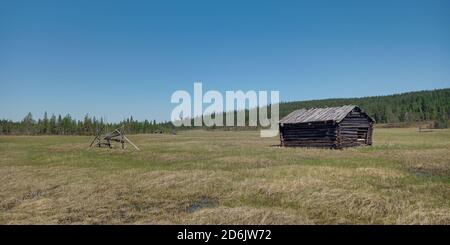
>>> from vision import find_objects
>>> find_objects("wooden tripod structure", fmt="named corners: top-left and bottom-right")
top-left (89, 126), bottom-right (140, 150)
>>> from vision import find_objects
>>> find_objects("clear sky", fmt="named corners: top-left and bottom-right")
top-left (1, 0), bottom-right (449, 122)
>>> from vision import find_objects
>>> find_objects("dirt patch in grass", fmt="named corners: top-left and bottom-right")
top-left (185, 206), bottom-right (313, 224)
top-left (185, 197), bottom-right (218, 213)
top-left (411, 165), bottom-right (450, 178)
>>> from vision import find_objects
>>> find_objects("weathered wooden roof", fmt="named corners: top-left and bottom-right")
top-left (279, 105), bottom-right (372, 124)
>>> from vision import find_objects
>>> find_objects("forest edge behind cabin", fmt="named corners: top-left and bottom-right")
top-left (279, 105), bottom-right (375, 148)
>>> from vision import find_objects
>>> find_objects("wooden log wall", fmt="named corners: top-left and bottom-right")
top-left (279, 121), bottom-right (338, 148)
top-left (337, 109), bottom-right (372, 148)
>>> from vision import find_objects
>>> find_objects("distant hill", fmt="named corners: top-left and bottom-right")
top-left (1, 88), bottom-right (449, 136)
top-left (279, 88), bottom-right (450, 127)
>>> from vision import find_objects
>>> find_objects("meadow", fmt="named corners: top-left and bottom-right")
top-left (0, 128), bottom-right (449, 224)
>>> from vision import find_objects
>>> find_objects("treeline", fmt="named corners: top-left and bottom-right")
top-left (195, 88), bottom-right (450, 129)
top-left (1, 88), bottom-right (449, 135)
top-left (0, 112), bottom-right (175, 135)
top-left (279, 88), bottom-right (450, 128)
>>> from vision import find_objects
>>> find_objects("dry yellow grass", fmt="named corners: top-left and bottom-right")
top-left (0, 128), bottom-right (449, 224)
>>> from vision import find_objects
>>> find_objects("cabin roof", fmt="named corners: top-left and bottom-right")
top-left (279, 105), bottom-right (374, 124)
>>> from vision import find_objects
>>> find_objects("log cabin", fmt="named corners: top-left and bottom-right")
top-left (279, 105), bottom-right (374, 148)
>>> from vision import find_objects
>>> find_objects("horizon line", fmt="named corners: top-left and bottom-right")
top-left (1, 87), bottom-right (449, 123)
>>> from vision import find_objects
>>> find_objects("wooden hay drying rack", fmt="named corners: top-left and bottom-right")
top-left (89, 125), bottom-right (140, 150)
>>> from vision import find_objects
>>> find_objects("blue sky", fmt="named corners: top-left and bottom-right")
top-left (1, 0), bottom-right (449, 122)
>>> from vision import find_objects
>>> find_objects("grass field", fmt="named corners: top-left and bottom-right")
top-left (0, 128), bottom-right (449, 224)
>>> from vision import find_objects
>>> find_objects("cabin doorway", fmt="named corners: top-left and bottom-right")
top-left (356, 128), bottom-right (369, 145)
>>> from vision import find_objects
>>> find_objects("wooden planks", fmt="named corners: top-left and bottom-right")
top-left (280, 123), bottom-right (338, 148)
